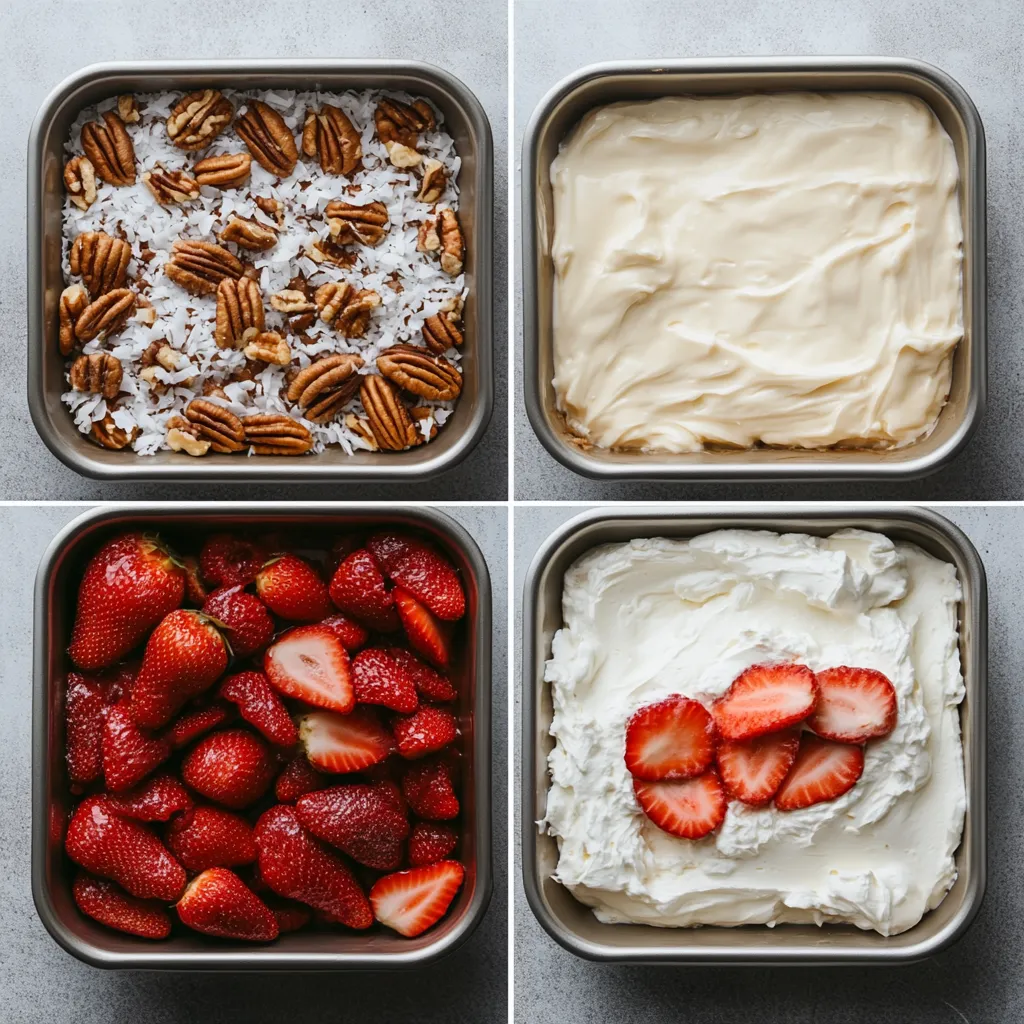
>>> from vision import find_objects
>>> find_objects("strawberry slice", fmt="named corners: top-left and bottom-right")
top-left (72, 872), bottom-right (172, 939)
top-left (297, 709), bottom-right (395, 774)
top-left (393, 706), bottom-right (459, 759)
top-left (352, 647), bottom-right (419, 713)
top-left (176, 867), bottom-right (279, 942)
top-left (369, 860), bottom-right (465, 938)
top-left (394, 588), bottom-right (451, 669)
top-left (408, 822), bottom-right (458, 867)
top-left (774, 735), bottom-right (864, 811)
top-left (219, 670), bottom-right (298, 747)
top-left (329, 549), bottom-right (400, 632)
top-left (106, 773), bottom-right (192, 822)
top-left (712, 663), bottom-right (818, 741)
top-left (623, 695), bottom-right (716, 781)
top-left (716, 730), bottom-right (800, 806)
top-left (367, 533), bottom-right (466, 622)
top-left (264, 625), bottom-right (354, 714)
top-left (632, 771), bottom-right (727, 839)
top-left (807, 666), bottom-right (898, 743)
top-left (388, 648), bottom-right (457, 703)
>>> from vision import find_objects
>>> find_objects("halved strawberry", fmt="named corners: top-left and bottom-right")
top-left (712, 663), bottom-right (818, 741)
top-left (297, 709), bottom-right (394, 774)
top-left (774, 735), bottom-right (864, 811)
top-left (106, 773), bottom-right (192, 821)
top-left (329, 549), bottom-right (400, 632)
top-left (352, 647), bottom-right (419, 713)
top-left (408, 822), bottom-right (458, 867)
top-left (632, 771), bottom-right (727, 839)
top-left (369, 860), bottom-right (465, 937)
top-left (716, 730), bottom-right (800, 806)
top-left (394, 588), bottom-right (451, 669)
top-left (320, 613), bottom-right (370, 652)
top-left (176, 867), bottom-right (279, 942)
top-left (393, 706), bottom-right (459, 759)
top-left (623, 695), bottom-right (716, 781)
top-left (401, 758), bottom-right (459, 821)
top-left (166, 702), bottom-right (232, 750)
top-left (366, 533), bottom-right (466, 622)
top-left (72, 872), bottom-right (172, 939)
top-left (264, 625), bottom-right (354, 715)
top-left (219, 670), bottom-right (298, 747)
top-left (807, 666), bottom-right (898, 743)
top-left (256, 554), bottom-right (333, 622)
top-left (388, 648), bottom-right (457, 703)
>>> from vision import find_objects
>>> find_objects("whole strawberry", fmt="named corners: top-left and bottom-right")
top-left (200, 534), bottom-right (267, 589)
top-left (219, 671), bottom-right (297, 748)
top-left (202, 586), bottom-right (275, 658)
top-left (181, 729), bottom-right (276, 809)
top-left (72, 872), bottom-right (172, 939)
top-left (176, 867), bottom-right (279, 942)
top-left (367, 533), bottom-right (466, 621)
top-left (328, 549), bottom-right (400, 632)
top-left (69, 533), bottom-right (185, 671)
top-left (64, 672), bottom-right (110, 786)
top-left (256, 554), bottom-right (333, 622)
top-left (166, 804), bottom-right (257, 872)
top-left (129, 611), bottom-right (228, 730)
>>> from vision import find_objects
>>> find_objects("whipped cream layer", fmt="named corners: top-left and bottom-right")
top-left (543, 530), bottom-right (965, 935)
top-left (550, 93), bottom-right (964, 452)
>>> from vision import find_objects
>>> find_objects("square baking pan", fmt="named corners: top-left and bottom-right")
top-left (33, 503), bottom-right (491, 969)
top-left (522, 505), bottom-right (986, 963)
top-left (27, 60), bottom-right (493, 481)
top-left (522, 57), bottom-right (986, 482)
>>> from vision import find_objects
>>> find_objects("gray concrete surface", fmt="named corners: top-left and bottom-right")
top-left (513, 503), bottom-right (1016, 1023)
top-left (513, 0), bottom-right (1024, 500)
top-left (1, 504), bottom-right (508, 1024)
top-left (2, 0), bottom-right (508, 500)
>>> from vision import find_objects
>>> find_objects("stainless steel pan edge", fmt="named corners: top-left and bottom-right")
top-left (28, 60), bottom-right (493, 482)
top-left (522, 505), bottom-right (986, 963)
top-left (522, 57), bottom-right (987, 481)
top-left (33, 503), bottom-right (492, 969)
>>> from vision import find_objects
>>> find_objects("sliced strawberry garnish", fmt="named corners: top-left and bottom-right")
top-left (72, 872), bottom-right (172, 939)
top-left (367, 533), bottom-right (466, 622)
top-left (716, 730), bottom-right (800, 806)
top-left (264, 625), bottom-right (354, 714)
top-left (408, 822), bottom-right (458, 867)
top-left (394, 588), bottom-right (451, 669)
top-left (712, 663), bottom-right (818, 741)
top-left (623, 695), bottom-right (716, 781)
top-left (807, 666), bottom-right (897, 743)
top-left (106, 773), bottom-right (192, 821)
top-left (219, 670), bottom-right (298, 747)
top-left (774, 735), bottom-right (865, 811)
top-left (393, 706), bottom-right (459, 759)
top-left (297, 709), bottom-right (394, 774)
top-left (352, 647), bottom-right (420, 713)
top-left (369, 860), bottom-right (465, 938)
top-left (633, 771), bottom-right (727, 839)
top-left (388, 648), bottom-right (457, 702)
top-left (329, 549), bottom-right (400, 632)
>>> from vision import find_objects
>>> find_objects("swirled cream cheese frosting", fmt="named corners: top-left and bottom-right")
top-left (549, 93), bottom-right (964, 452)
top-left (542, 530), bottom-right (966, 935)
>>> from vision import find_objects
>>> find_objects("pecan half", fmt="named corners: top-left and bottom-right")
top-left (286, 353), bottom-right (365, 423)
top-left (422, 301), bottom-right (464, 354)
top-left (64, 156), bottom-right (97, 211)
top-left (301, 104), bottom-right (361, 176)
top-left (70, 231), bottom-right (131, 297)
top-left (236, 100), bottom-right (298, 176)
top-left (184, 398), bottom-right (245, 452)
top-left (314, 282), bottom-right (380, 338)
top-left (417, 208), bottom-right (465, 276)
top-left (81, 111), bottom-right (136, 186)
top-left (166, 416), bottom-right (211, 457)
top-left (89, 412), bottom-right (135, 450)
top-left (59, 284), bottom-right (89, 355)
top-left (360, 375), bottom-right (420, 451)
top-left (375, 97), bottom-right (435, 166)
top-left (167, 90), bottom-right (233, 151)
top-left (377, 344), bottom-right (462, 401)
top-left (255, 195), bottom-right (284, 225)
top-left (306, 237), bottom-right (356, 268)
top-left (74, 289), bottom-right (136, 342)
top-left (242, 413), bottom-right (314, 455)
top-left (165, 239), bottom-right (244, 296)
top-left (269, 289), bottom-right (315, 315)
top-left (243, 330), bottom-right (291, 365)
top-left (194, 152), bottom-right (251, 189)
top-left (417, 159), bottom-right (447, 203)
top-left (69, 352), bottom-right (123, 399)
top-left (218, 215), bottom-right (277, 251)
top-left (215, 277), bottom-right (265, 349)
top-left (143, 165), bottom-right (200, 205)
top-left (117, 95), bottom-right (140, 124)
top-left (325, 200), bottom-right (389, 247)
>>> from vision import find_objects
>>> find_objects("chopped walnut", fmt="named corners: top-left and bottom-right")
top-left (64, 156), bottom-right (97, 211)
top-left (243, 331), bottom-right (291, 365)
top-left (117, 95), bottom-right (141, 124)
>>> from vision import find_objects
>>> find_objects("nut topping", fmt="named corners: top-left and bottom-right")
top-left (59, 284), bottom-right (89, 355)
top-left (218, 215), bottom-right (277, 251)
top-left (117, 95), bottom-right (141, 124)
top-left (285, 353), bottom-right (365, 423)
top-left (215, 277), bottom-right (265, 349)
top-left (314, 282), bottom-right (381, 338)
top-left (422, 301), bottom-right (464, 354)
top-left (140, 342), bottom-right (193, 392)
top-left (269, 289), bottom-right (316, 314)
top-left (236, 100), bottom-right (298, 176)
top-left (360, 375), bottom-right (420, 451)
top-left (69, 352), bottom-right (123, 399)
top-left (306, 237), bottom-right (356, 268)
top-left (165, 239), bottom-right (244, 296)
top-left (241, 413), bottom-right (314, 455)
top-left (81, 111), bottom-right (136, 186)
top-left (254, 195), bottom-right (284, 225)
top-left (417, 159), bottom-right (447, 203)
top-left (167, 90), bottom-right (233, 151)
top-left (166, 416), bottom-right (211, 457)
top-left (89, 412), bottom-right (136, 451)
top-left (374, 97), bottom-right (435, 166)
top-left (376, 344), bottom-right (462, 401)
top-left (345, 413), bottom-right (378, 450)
top-left (301, 104), bottom-right (362, 176)
top-left (74, 289), bottom-right (137, 343)
top-left (324, 200), bottom-right (389, 247)
top-left (69, 231), bottom-right (131, 297)
top-left (194, 152), bottom-right (252, 189)
top-left (418, 209), bottom-right (464, 276)
top-left (243, 330), bottom-right (291, 365)
top-left (184, 398), bottom-right (245, 452)
top-left (143, 165), bottom-right (200, 205)
top-left (64, 156), bottom-right (97, 211)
